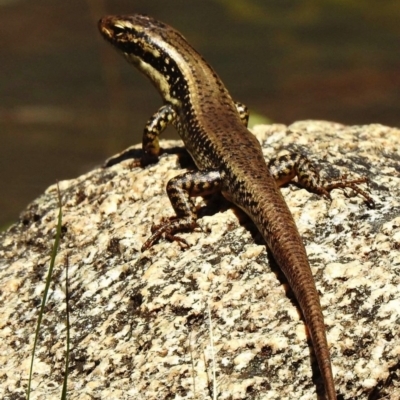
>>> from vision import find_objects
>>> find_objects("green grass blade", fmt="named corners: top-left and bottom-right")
top-left (61, 252), bottom-right (70, 399)
top-left (27, 183), bottom-right (63, 399)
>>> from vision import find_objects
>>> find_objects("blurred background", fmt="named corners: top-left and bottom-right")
top-left (1, 0), bottom-right (399, 228)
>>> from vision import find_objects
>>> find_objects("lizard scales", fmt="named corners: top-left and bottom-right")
top-left (99, 13), bottom-right (373, 399)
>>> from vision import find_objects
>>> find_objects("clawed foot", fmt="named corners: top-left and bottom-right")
top-left (322, 175), bottom-right (375, 208)
top-left (141, 217), bottom-right (199, 251)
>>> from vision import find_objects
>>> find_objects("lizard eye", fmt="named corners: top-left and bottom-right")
top-left (112, 26), bottom-right (126, 36)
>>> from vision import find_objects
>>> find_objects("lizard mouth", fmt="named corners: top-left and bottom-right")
top-left (98, 17), bottom-right (114, 42)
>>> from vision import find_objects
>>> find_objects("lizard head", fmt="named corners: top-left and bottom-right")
top-left (98, 14), bottom-right (193, 106)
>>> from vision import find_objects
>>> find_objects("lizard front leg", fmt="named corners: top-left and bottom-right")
top-left (234, 102), bottom-right (249, 127)
top-left (141, 104), bottom-right (177, 165)
top-left (141, 170), bottom-right (222, 250)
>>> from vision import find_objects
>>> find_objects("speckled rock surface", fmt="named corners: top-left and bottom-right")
top-left (1, 121), bottom-right (400, 400)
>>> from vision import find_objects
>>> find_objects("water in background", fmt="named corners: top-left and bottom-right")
top-left (1, 0), bottom-right (399, 227)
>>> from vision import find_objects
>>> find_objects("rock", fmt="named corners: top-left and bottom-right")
top-left (1, 121), bottom-right (399, 399)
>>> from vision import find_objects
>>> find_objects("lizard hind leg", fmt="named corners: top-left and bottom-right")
top-left (141, 169), bottom-right (222, 251)
top-left (268, 153), bottom-right (375, 207)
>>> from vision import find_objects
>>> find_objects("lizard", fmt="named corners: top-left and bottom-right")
top-left (98, 13), bottom-right (374, 399)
